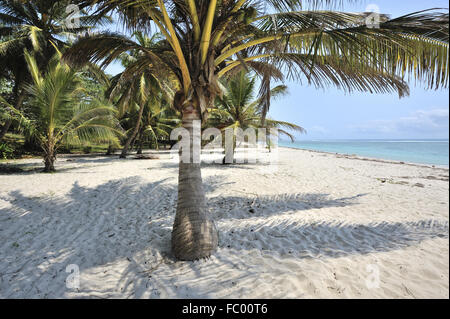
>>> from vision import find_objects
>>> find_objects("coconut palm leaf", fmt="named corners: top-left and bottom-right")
top-left (0, 0), bottom-right (113, 139)
top-left (210, 70), bottom-right (305, 141)
top-left (19, 52), bottom-right (123, 171)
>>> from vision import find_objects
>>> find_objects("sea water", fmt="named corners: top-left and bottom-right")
top-left (279, 139), bottom-right (449, 167)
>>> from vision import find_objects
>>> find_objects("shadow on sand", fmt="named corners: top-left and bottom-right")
top-left (0, 176), bottom-right (447, 297)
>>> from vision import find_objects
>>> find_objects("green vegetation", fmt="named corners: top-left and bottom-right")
top-left (208, 70), bottom-right (305, 162)
top-left (0, 52), bottom-right (122, 171)
top-left (106, 31), bottom-right (179, 158)
top-left (0, 0), bottom-right (106, 140)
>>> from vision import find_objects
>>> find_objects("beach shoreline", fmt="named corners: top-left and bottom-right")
top-left (0, 147), bottom-right (448, 298)
top-left (278, 145), bottom-right (449, 170)
top-left (2, 145), bottom-right (449, 171)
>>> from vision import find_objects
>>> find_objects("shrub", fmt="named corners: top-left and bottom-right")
top-left (0, 143), bottom-right (14, 159)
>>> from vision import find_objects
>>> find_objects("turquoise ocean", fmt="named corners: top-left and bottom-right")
top-left (279, 139), bottom-right (449, 167)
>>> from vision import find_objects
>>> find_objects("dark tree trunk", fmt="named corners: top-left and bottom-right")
top-left (120, 104), bottom-right (145, 159)
top-left (223, 133), bottom-right (236, 164)
top-left (106, 144), bottom-right (115, 155)
top-left (43, 143), bottom-right (56, 172)
top-left (136, 137), bottom-right (144, 154)
top-left (130, 134), bottom-right (138, 151)
top-left (44, 156), bottom-right (55, 172)
top-left (137, 128), bottom-right (145, 154)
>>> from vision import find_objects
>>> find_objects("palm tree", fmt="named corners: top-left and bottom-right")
top-left (0, 52), bottom-right (122, 172)
top-left (64, 0), bottom-right (448, 260)
top-left (209, 70), bottom-right (304, 163)
top-left (0, 0), bottom-right (109, 139)
top-left (137, 92), bottom-right (180, 152)
top-left (105, 31), bottom-right (176, 158)
top-left (115, 73), bottom-right (163, 158)
top-left (117, 90), bottom-right (178, 155)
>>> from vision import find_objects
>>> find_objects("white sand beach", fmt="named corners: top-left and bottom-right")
top-left (0, 147), bottom-right (448, 299)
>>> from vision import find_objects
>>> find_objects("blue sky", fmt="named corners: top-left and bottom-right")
top-left (104, 0), bottom-right (449, 140)
top-left (269, 0), bottom-right (449, 140)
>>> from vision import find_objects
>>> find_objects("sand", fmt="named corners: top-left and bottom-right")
top-left (0, 147), bottom-right (448, 298)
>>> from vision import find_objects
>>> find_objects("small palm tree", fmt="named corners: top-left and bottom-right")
top-left (0, 0), bottom-right (108, 140)
top-left (209, 71), bottom-right (305, 163)
top-left (0, 52), bottom-right (122, 172)
top-left (139, 94), bottom-right (180, 151)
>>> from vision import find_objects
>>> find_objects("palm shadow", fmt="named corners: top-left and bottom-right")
top-left (219, 219), bottom-right (448, 259)
top-left (0, 156), bottom-right (130, 175)
top-left (210, 193), bottom-right (368, 221)
top-left (0, 176), bottom-right (447, 298)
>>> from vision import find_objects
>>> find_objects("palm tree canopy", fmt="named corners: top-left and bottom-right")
top-left (0, 0), bottom-right (110, 71)
top-left (0, 0), bottom-right (113, 140)
top-left (105, 31), bottom-right (178, 117)
top-left (65, 0), bottom-right (448, 121)
top-left (209, 70), bottom-right (305, 141)
top-left (0, 52), bottom-right (123, 148)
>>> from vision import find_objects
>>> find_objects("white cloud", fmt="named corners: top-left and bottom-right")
top-left (350, 109), bottom-right (449, 138)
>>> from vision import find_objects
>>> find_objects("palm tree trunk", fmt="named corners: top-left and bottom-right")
top-left (130, 134), bottom-right (138, 151)
top-left (0, 82), bottom-right (25, 140)
top-left (266, 129), bottom-right (272, 153)
top-left (223, 134), bottom-right (236, 164)
top-left (136, 130), bottom-right (144, 155)
top-left (43, 142), bottom-right (56, 172)
top-left (223, 144), bottom-right (236, 164)
top-left (171, 106), bottom-right (218, 260)
top-left (120, 104), bottom-right (145, 158)
top-left (106, 143), bottom-right (115, 155)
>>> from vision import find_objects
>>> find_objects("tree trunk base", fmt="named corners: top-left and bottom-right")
top-left (222, 156), bottom-right (233, 165)
top-left (171, 162), bottom-right (219, 261)
top-left (43, 162), bottom-right (55, 173)
top-left (106, 145), bottom-right (115, 156)
top-left (43, 154), bottom-right (56, 173)
top-left (172, 213), bottom-right (219, 260)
